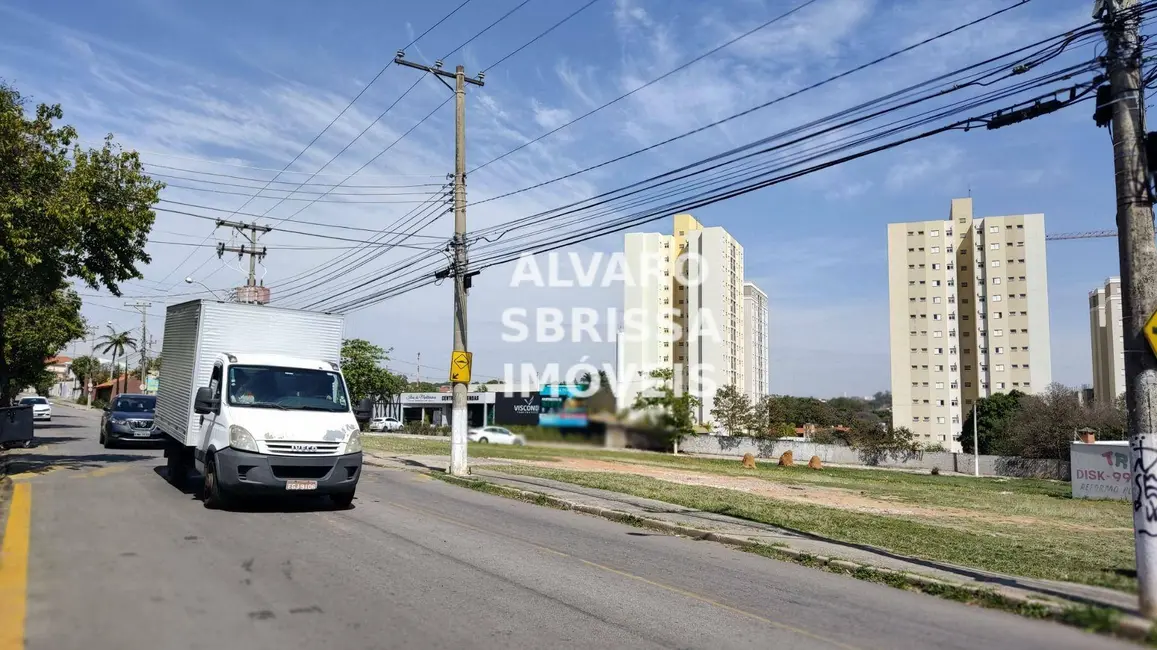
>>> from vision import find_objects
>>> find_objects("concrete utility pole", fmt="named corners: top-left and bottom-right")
top-left (972, 403), bottom-right (979, 477)
top-left (216, 219), bottom-right (271, 303)
top-left (124, 302), bottom-right (152, 392)
top-left (1097, 0), bottom-right (1157, 619)
top-left (395, 51), bottom-right (484, 477)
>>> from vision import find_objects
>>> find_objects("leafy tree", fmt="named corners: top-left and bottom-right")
top-left (2, 288), bottom-right (85, 402)
top-left (96, 326), bottom-right (137, 396)
top-left (577, 369), bottom-right (617, 414)
top-left (341, 339), bottom-right (405, 403)
top-left (407, 381), bottom-right (443, 392)
top-left (0, 82), bottom-right (162, 404)
top-left (710, 384), bottom-right (755, 435)
top-left (1005, 384), bottom-right (1127, 460)
top-left (485, 379), bottom-right (502, 385)
top-left (632, 367), bottom-right (700, 445)
top-left (959, 390), bottom-right (1025, 454)
top-left (70, 354), bottom-right (101, 391)
top-left (846, 418), bottom-right (919, 465)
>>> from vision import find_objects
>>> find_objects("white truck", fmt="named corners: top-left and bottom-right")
top-left (154, 299), bottom-right (372, 508)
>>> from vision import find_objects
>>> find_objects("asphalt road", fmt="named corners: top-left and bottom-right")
top-left (0, 404), bottom-right (1135, 650)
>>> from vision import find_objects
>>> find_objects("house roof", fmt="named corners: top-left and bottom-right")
top-left (46, 356), bottom-right (72, 365)
top-left (94, 375), bottom-right (141, 389)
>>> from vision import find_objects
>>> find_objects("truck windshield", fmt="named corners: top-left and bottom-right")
top-left (227, 365), bottom-right (350, 412)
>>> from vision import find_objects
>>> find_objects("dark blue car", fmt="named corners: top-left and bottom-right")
top-left (100, 394), bottom-right (162, 448)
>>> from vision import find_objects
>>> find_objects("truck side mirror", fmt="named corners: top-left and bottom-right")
top-left (193, 386), bottom-right (219, 415)
top-left (354, 398), bottom-right (374, 424)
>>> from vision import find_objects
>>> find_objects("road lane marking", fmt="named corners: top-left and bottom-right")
top-left (69, 466), bottom-right (129, 480)
top-left (386, 500), bottom-right (859, 650)
top-left (0, 482), bottom-right (30, 650)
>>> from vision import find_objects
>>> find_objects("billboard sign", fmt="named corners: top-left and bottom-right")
top-left (1071, 441), bottom-right (1131, 501)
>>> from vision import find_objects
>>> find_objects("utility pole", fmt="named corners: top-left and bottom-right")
top-left (395, 51), bottom-right (484, 477)
top-left (125, 301), bottom-right (152, 392)
top-left (972, 403), bottom-right (979, 477)
top-left (416, 352), bottom-right (421, 385)
top-left (216, 219), bottom-right (271, 303)
top-left (1097, 0), bottom-right (1157, 619)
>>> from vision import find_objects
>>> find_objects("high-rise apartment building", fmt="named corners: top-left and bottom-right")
top-left (743, 282), bottom-right (769, 400)
top-left (1089, 277), bottom-right (1125, 404)
top-left (888, 198), bottom-right (1052, 451)
top-left (620, 214), bottom-right (745, 428)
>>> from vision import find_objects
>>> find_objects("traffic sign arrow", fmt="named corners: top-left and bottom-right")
top-left (1145, 310), bottom-right (1157, 360)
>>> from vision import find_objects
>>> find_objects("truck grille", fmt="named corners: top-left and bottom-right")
top-left (264, 441), bottom-right (342, 456)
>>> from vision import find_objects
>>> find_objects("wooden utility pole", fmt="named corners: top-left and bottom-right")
top-left (1097, 0), bottom-right (1157, 618)
top-left (394, 51), bottom-right (484, 477)
top-left (216, 219), bottom-right (271, 303)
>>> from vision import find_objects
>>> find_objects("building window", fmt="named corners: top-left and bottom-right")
top-left (992, 295), bottom-right (1002, 302)
top-left (937, 417), bottom-right (946, 424)
top-left (951, 399), bottom-right (959, 406)
top-left (932, 297), bottom-right (941, 304)
top-left (934, 347), bottom-right (943, 355)
top-left (993, 329), bottom-right (1004, 336)
top-left (949, 312), bottom-right (956, 320)
top-left (933, 314), bottom-right (942, 321)
top-left (933, 331), bottom-right (943, 338)
top-left (931, 246), bottom-right (940, 254)
top-left (961, 281), bottom-right (969, 288)
top-left (947, 245), bottom-right (954, 253)
top-left (932, 263), bottom-right (940, 270)
top-left (935, 365), bottom-right (944, 371)
top-left (990, 243), bottom-right (1000, 250)
top-left (995, 347), bottom-right (1004, 354)
top-left (912, 417), bottom-right (920, 423)
top-left (930, 230), bottom-right (940, 237)
top-left (908, 264), bottom-right (915, 269)
top-left (989, 225), bottom-right (999, 233)
top-left (992, 277), bottom-right (1002, 285)
top-left (965, 382), bottom-right (972, 388)
top-left (935, 381), bottom-right (945, 389)
top-left (996, 382), bottom-right (1006, 389)
top-left (932, 280), bottom-right (941, 287)
top-left (991, 260), bottom-right (1001, 267)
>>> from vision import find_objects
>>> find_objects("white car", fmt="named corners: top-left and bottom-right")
top-left (19, 396), bottom-right (51, 422)
top-left (467, 426), bottom-right (525, 445)
top-left (368, 417), bottom-right (402, 432)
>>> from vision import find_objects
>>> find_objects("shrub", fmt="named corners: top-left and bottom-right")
top-left (92, 397), bottom-right (108, 410)
top-left (75, 395), bottom-right (88, 405)
top-left (402, 421), bottom-right (444, 436)
top-left (923, 443), bottom-right (948, 453)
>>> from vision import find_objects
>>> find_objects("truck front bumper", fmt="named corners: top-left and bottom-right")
top-left (214, 448), bottom-right (362, 495)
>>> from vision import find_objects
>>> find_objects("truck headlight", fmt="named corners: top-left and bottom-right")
top-left (346, 430), bottom-right (362, 454)
top-left (229, 425), bottom-right (259, 453)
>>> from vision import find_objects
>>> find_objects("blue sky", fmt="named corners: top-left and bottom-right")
top-left (0, 0), bottom-right (1128, 397)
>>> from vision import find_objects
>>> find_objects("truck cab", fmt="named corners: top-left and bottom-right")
top-left (190, 352), bottom-right (364, 508)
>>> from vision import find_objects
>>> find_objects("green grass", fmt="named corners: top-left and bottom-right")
top-left (365, 436), bottom-right (1135, 591)
top-left (490, 465), bottom-right (1137, 592)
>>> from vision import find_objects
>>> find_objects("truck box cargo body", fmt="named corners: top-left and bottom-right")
top-left (155, 299), bottom-right (364, 508)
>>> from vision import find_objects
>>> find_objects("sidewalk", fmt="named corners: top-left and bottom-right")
top-left (365, 450), bottom-right (1143, 624)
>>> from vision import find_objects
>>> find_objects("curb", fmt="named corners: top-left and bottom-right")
top-left (405, 463), bottom-right (1155, 644)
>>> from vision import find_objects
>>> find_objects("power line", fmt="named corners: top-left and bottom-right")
top-left (466, 0), bottom-right (1043, 210)
top-left (156, 199), bottom-right (450, 237)
top-left (146, 172), bottom-right (447, 195)
top-left (143, 163), bottom-right (444, 188)
top-left (267, 1), bottom-right (608, 307)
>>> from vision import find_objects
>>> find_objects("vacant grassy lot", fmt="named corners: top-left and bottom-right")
top-left (364, 436), bottom-right (1135, 590)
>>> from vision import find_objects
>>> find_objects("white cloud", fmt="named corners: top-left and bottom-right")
top-left (530, 99), bottom-right (572, 130)
top-left (885, 146), bottom-right (963, 191)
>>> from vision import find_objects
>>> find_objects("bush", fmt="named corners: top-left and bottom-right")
top-left (923, 443), bottom-right (948, 453)
top-left (402, 421), bottom-right (445, 436)
top-left (75, 395), bottom-right (88, 405)
top-left (91, 397), bottom-right (108, 410)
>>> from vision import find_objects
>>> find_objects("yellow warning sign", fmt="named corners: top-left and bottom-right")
top-left (1146, 311), bottom-right (1157, 360)
top-left (449, 351), bottom-right (473, 383)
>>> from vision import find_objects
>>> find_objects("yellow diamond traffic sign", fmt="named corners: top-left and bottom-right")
top-left (1146, 310), bottom-right (1157, 360)
top-left (449, 350), bottom-right (473, 383)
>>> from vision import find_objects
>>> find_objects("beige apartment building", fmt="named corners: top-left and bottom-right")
top-left (621, 214), bottom-right (746, 428)
top-left (888, 198), bottom-right (1052, 450)
top-left (743, 282), bottom-right (769, 401)
top-left (1089, 277), bottom-right (1125, 404)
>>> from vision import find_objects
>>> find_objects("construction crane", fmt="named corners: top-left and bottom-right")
top-left (1046, 229), bottom-right (1118, 241)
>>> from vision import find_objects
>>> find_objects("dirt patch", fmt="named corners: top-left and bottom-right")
top-left (510, 457), bottom-right (1117, 532)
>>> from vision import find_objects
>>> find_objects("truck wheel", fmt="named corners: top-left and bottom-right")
top-left (202, 457), bottom-right (231, 510)
top-left (330, 491), bottom-right (355, 509)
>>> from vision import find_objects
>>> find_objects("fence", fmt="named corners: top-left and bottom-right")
top-left (677, 434), bottom-right (1070, 480)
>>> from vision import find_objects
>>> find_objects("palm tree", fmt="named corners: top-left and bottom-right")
top-left (96, 326), bottom-right (138, 396)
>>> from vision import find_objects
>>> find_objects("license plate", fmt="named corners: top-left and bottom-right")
top-left (286, 480), bottom-right (318, 491)
top-left (133, 431), bottom-right (152, 437)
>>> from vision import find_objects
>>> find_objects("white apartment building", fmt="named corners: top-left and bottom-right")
top-left (888, 198), bottom-right (1052, 451)
top-left (620, 214), bottom-right (745, 428)
top-left (1090, 277), bottom-right (1125, 405)
top-left (743, 282), bottom-right (769, 400)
